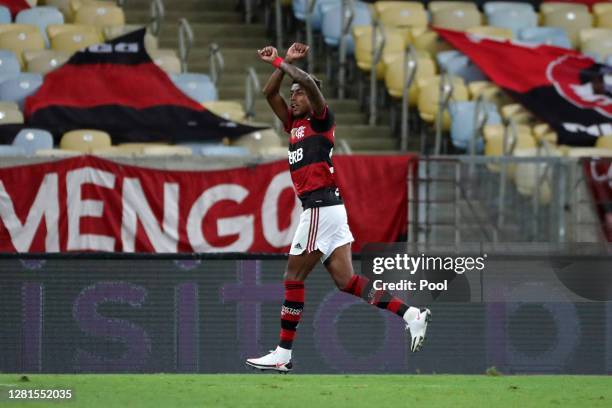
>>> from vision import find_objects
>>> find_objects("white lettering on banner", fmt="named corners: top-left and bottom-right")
top-left (0, 174), bottom-right (59, 252)
top-left (66, 167), bottom-right (116, 251)
top-left (187, 184), bottom-right (254, 252)
top-left (121, 178), bottom-right (179, 252)
top-left (562, 122), bottom-right (612, 136)
top-left (87, 43), bottom-right (139, 53)
top-left (262, 171), bottom-right (301, 248)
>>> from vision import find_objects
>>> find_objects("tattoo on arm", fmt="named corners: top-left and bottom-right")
top-left (279, 61), bottom-right (326, 116)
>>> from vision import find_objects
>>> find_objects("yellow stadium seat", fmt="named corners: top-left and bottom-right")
top-left (60, 129), bottom-right (111, 153)
top-left (562, 147), bottom-right (612, 157)
top-left (582, 36), bottom-right (612, 59)
top-left (233, 129), bottom-right (283, 154)
top-left (51, 30), bottom-right (102, 52)
top-left (74, 3), bottom-right (125, 28)
top-left (532, 123), bottom-right (558, 144)
top-left (484, 123), bottom-right (537, 174)
top-left (579, 28), bottom-right (612, 45)
top-left (70, 0), bottom-right (116, 15)
top-left (595, 135), bottom-right (612, 149)
top-left (353, 25), bottom-right (405, 79)
top-left (513, 146), bottom-right (560, 204)
top-left (470, 83), bottom-right (513, 108)
top-left (114, 143), bottom-right (167, 154)
top-left (428, 1), bottom-right (478, 13)
top-left (141, 145), bottom-right (192, 156)
top-left (47, 23), bottom-right (101, 39)
top-left (466, 26), bottom-right (514, 40)
top-left (149, 49), bottom-right (182, 74)
top-left (24, 50), bottom-right (71, 74)
top-left (91, 146), bottom-right (136, 157)
top-left (432, 7), bottom-right (482, 31)
top-left (374, 1), bottom-right (424, 16)
top-left (203, 101), bottom-right (246, 122)
top-left (543, 9), bottom-right (593, 48)
top-left (383, 51), bottom-right (436, 106)
top-left (594, 3), bottom-right (612, 17)
top-left (104, 25), bottom-right (158, 51)
top-left (35, 149), bottom-right (81, 157)
top-left (0, 101), bottom-right (19, 111)
top-left (378, 4), bottom-right (427, 42)
top-left (412, 30), bottom-right (454, 58)
top-left (541, 2), bottom-right (589, 14)
top-left (417, 75), bottom-right (469, 130)
top-left (597, 10), bottom-right (612, 28)
top-left (0, 108), bottom-right (24, 124)
top-left (0, 25), bottom-right (45, 67)
top-left (44, 0), bottom-right (75, 21)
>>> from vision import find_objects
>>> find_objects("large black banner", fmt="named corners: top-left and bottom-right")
top-left (1, 252), bottom-right (611, 374)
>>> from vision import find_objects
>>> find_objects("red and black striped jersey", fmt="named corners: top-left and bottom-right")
top-left (284, 105), bottom-right (343, 208)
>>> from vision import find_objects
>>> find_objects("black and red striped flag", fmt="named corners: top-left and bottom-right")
top-left (24, 29), bottom-right (264, 144)
top-left (436, 28), bottom-right (611, 146)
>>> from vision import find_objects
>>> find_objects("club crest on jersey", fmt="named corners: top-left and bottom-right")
top-left (291, 126), bottom-right (306, 140)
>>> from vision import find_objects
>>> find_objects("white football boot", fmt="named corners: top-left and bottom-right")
top-left (403, 307), bottom-right (432, 352)
top-left (246, 346), bottom-right (293, 373)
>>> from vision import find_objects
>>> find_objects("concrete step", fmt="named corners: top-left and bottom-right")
top-left (160, 36), bottom-right (267, 50)
top-left (128, 10), bottom-right (243, 25)
top-left (124, 0), bottom-right (238, 12)
top-left (159, 23), bottom-right (267, 40)
top-left (252, 98), bottom-right (362, 115)
top-left (254, 111), bottom-right (367, 126)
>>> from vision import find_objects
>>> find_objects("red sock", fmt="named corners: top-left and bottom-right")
top-left (279, 280), bottom-right (304, 350)
top-left (342, 275), bottom-right (409, 317)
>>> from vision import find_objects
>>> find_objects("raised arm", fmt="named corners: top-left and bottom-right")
top-left (258, 46), bottom-right (290, 125)
top-left (280, 43), bottom-right (326, 117)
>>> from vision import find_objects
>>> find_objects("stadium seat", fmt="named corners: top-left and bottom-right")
top-left (428, 1), bottom-right (478, 13)
top-left (579, 28), bottom-right (612, 47)
top-left (0, 50), bottom-right (21, 83)
top-left (149, 49), bottom-right (181, 74)
top-left (171, 73), bottom-right (218, 103)
top-left (513, 146), bottom-right (560, 204)
top-left (292, 0), bottom-right (337, 30)
top-left (0, 107), bottom-right (24, 124)
top-left (320, 1), bottom-right (371, 52)
top-left (104, 25), bottom-right (158, 51)
top-left (0, 24), bottom-right (46, 66)
top-left (374, 1), bottom-right (424, 15)
top-left (0, 73), bottom-right (43, 109)
top-left (35, 148), bottom-right (81, 156)
top-left (597, 10), bottom-right (612, 28)
top-left (353, 26), bottom-right (404, 79)
top-left (468, 81), bottom-right (513, 108)
top-left (412, 30), bottom-right (454, 56)
top-left (141, 145), bottom-right (192, 156)
top-left (581, 36), bottom-right (612, 61)
top-left (378, 3), bottom-right (427, 42)
top-left (466, 26), bottom-right (514, 40)
top-left (23, 49), bottom-right (71, 74)
top-left (0, 145), bottom-right (26, 156)
top-left (449, 100), bottom-right (502, 151)
top-left (44, 0), bottom-right (76, 21)
top-left (383, 50), bottom-right (436, 106)
top-left (518, 26), bottom-right (572, 48)
top-left (12, 128), bottom-right (54, 155)
top-left (541, 2), bottom-right (589, 15)
top-left (0, 6), bottom-right (11, 24)
top-left (74, 3), bottom-right (125, 28)
top-left (232, 128), bottom-right (283, 154)
top-left (417, 75), bottom-right (469, 130)
top-left (60, 129), bottom-right (111, 153)
top-left (182, 143), bottom-right (250, 157)
top-left (484, 123), bottom-right (535, 173)
top-left (594, 2), bottom-right (612, 17)
top-left (542, 9), bottom-right (593, 48)
top-left (113, 142), bottom-right (167, 154)
top-left (16, 6), bottom-right (65, 47)
top-left (203, 101), bottom-right (246, 122)
top-left (432, 7), bottom-right (482, 31)
top-left (562, 147), bottom-right (612, 157)
top-left (49, 24), bottom-right (102, 52)
top-left (595, 135), bottom-right (612, 149)
top-left (485, 9), bottom-right (537, 36)
top-left (483, 1), bottom-right (534, 14)
top-left (436, 50), bottom-right (487, 82)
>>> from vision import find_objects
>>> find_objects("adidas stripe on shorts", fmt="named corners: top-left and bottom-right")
top-left (289, 204), bottom-right (354, 263)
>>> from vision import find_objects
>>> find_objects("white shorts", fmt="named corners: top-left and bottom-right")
top-left (289, 204), bottom-right (354, 263)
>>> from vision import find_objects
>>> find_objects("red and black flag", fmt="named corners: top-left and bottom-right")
top-left (0, 0), bottom-right (30, 18)
top-left (24, 29), bottom-right (264, 144)
top-left (435, 28), bottom-right (612, 146)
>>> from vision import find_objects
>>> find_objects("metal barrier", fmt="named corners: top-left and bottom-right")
top-left (368, 19), bottom-right (385, 126)
top-left (408, 156), bottom-right (606, 245)
top-left (305, 0), bottom-right (317, 73)
top-left (337, 0), bottom-right (355, 100)
top-left (275, 0), bottom-right (283, 49)
top-left (149, 0), bottom-right (165, 37)
top-left (434, 74), bottom-right (453, 155)
top-left (209, 43), bottom-right (224, 86)
top-left (178, 18), bottom-right (194, 73)
top-left (400, 46), bottom-right (418, 151)
top-left (244, 67), bottom-right (261, 120)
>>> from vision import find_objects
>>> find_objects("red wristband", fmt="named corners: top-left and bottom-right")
top-left (272, 57), bottom-right (284, 69)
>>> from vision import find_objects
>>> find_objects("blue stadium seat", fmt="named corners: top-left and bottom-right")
top-left (449, 101), bottom-right (502, 152)
top-left (437, 50), bottom-right (487, 82)
top-left (16, 7), bottom-right (65, 47)
top-left (170, 73), bottom-right (218, 103)
top-left (0, 73), bottom-right (44, 109)
top-left (0, 145), bottom-right (26, 156)
top-left (0, 50), bottom-right (21, 83)
top-left (180, 143), bottom-right (250, 156)
top-left (12, 128), bottom-right (54, 155)
top-left (486, 8), bottom-right (537, 36)
top-left (483, 1), bottom-right (534, 14)
top-left (293, 0), bottom-right (339, 31)
top-left (518, 27), bottom-right (572, 48)
top-left (321, 1), bottom-right (371, 53)
top-left (0, 6), bottom-right (11, 24)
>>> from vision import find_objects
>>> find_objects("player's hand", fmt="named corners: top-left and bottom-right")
top-left (257, 46), bottom-right (278, 64)
top-left (285, 43), bottom-right (309, 63)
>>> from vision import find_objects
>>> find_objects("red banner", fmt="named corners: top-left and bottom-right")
top-left (0, 155), bottom-right (416, 253)
top-left (583, 158), bottom-right (612, 242)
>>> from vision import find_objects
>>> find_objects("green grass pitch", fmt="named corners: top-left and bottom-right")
top-left (0, 374), bottom-right (610, 407)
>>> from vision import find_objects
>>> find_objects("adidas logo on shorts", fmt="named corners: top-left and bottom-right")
top-left (294, 243), bottom-right (302, 249)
